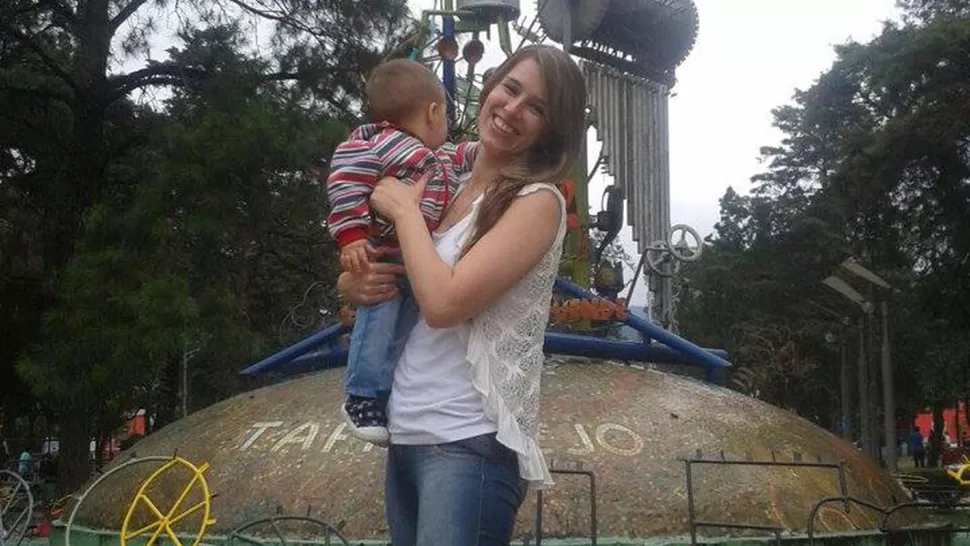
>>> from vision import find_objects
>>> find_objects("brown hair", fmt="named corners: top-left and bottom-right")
top-left (365, 59), bottom-right (445, 125)
top-left (463, 45), bottom-right (587, 254)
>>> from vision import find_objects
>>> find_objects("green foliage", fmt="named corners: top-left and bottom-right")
top-left (680, 11), bottom-right (970, 428)
top-left (1, 0), bottom-right (413, 488)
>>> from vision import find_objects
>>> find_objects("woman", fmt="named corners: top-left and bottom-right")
top-left (337, 45), bottom-right (586, 545)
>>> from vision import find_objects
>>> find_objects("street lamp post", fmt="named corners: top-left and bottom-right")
top-left (825, 329), bottom-right (852, 442)
top-left (823, 258), bottom-right (895, 471)
top-left (857, 316), bottom-right (871, 455)
top-left (880, 299), bottom-right (894, 470)
top-left (840, 332), bottom-right (851, 441)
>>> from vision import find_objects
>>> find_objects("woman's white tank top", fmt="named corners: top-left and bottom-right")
top-left (386, 195), bottom-right (496, 444)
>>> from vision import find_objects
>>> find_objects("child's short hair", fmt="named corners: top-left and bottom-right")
top-left (366, 59), bottom-right (445, 125)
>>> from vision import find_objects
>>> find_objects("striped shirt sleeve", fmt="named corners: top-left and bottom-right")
top-left (452, 141), bottom-right (480, 175)
top-left (325, 140), bottom-right (382, 248)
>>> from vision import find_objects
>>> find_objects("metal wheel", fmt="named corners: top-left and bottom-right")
top-left (119, 457), bottom-right (216, 546)
top-left (229, 515), bottom-right (350, 546)
top-left (0, 470), bottom-right (34, 546)
top-left (65, 456), bottom-right (209, 546)
top-left (667, 224), bottom-right (703, 262)
top-left (644, 240), bottom-right (679, 278)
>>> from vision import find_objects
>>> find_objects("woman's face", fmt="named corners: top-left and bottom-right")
top-left (478, 58), bottom-right (549, 160)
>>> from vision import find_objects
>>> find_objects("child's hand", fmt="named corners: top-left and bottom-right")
top-left (340, 240), bottom-right (372, 274)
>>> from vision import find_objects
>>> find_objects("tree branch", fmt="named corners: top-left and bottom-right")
top-left (224, 0), bottom-right (289, 26)
top-left (0, 26), bottom-right (79, 92)
top-left (108, 62), bottom-right (356, 119)
top-left (107, 63), bottom-right (206, 102)
top-left (109, 0), bottom-right (151, 32)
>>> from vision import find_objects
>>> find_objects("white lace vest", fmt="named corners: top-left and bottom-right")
top-left (461, 182), bottom-right (566, 490)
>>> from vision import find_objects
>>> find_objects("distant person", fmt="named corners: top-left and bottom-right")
top-left (909, 426), bottom-right (926, 468)
top-left (18, 449), bottom-right (32, 476)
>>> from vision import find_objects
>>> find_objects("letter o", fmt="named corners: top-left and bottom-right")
top-left (594, 423), bottom-right (644, 456)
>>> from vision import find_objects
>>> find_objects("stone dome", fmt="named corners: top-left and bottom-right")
top-left (71, 361), bottom-right (914, 541)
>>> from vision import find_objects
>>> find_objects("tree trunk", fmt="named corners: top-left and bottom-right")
top-left (928, 403), bottom-right (945, 467)
top-left (57, 408), bottom-right (91, 494)
top-left (152, 359), bottom-right (181, 431)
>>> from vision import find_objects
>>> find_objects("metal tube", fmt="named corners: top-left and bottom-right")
top-left (597, 66), bottom-right (616, 176)
top-left (442, 1), bottom-right (457, 125)
top-left (649, 83), bottom-right (660, 246)
top-left (682, 458), bottom-right (843, 469)
top-left (649, 82), bottom-right (658, 249)
top-left (633, 79), bottom-right (644, 250)
top-left (639, 83), bottom-right (649, 248)
top-left (611, 68), bottom-right (621, 190)
top-left (635, 82), bottom-right (646, 252)
top-left (534, 488), bottom-right (544, 543)
top-left (611, 71), bottom-right (627, 193)
top-left (840, 337), bottom-right (852, 441)
top-left (240, 322), bottom-right (347, 375)
top-left (659, 86), bottom-right (670, 238)
top-left (594, 66), bottom-right (605, 173)
top-left (881, 300), bottom-right (896, 471)
top-left (545, 332), bottom-right (729, 364)
top-left (497, 18), bottom-right (513, 56)
top-left (659, 85), bottom-right (673, 326)
top-left (857, 317), bottom-right (871, 454)
top-left (685, 460), bottom-right (697, 546)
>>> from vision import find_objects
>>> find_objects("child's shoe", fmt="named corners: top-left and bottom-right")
top-left (342, 395), bottom-right (389, 447)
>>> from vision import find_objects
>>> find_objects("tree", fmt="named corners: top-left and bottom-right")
top-left (1, 0), bottom-right (413, 490)
top-left (680, 11), bottom-right (970, 439)
top-left (897, 0), bottom-right (970, 23)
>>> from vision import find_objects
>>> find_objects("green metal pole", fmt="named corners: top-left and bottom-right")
top-left (560, 141), bottom-right (590, 290)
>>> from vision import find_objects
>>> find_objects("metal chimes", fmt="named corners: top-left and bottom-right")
top-left (582, 61), bottom-right (670, 257)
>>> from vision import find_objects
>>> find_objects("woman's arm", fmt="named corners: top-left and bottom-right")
top-left (392, 188), bottom-right (561, 328)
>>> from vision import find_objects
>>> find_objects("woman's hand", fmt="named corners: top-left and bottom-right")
top-left (371, 173), bottom-right (429, 223)
top-left (336, 246), bottom-right (407, 306)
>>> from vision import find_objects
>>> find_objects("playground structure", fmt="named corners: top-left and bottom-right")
top-left (254, 0), bottom-right (726, 379)
top-left (0, 469), bottom-right (33, 546)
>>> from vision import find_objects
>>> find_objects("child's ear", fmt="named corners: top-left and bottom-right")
top-left (427, 102), bottom-right (441, 122)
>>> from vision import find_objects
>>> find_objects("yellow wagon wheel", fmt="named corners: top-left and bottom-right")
top-left (945, 455), bottom-right (970, 485)
top-left (120, 457), bottom-right (216, 546)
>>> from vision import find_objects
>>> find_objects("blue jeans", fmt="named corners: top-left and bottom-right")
top-left (385, 433), bottom-right (528, 546)
top-left (345, 274), bottom-right (418, 400)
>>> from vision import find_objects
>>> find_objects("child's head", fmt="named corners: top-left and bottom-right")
top-left (366, 59), bottom-right (449, 149)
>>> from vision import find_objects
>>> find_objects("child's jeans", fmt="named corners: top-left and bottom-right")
top-left (344, 270), bottom-right (419, 401)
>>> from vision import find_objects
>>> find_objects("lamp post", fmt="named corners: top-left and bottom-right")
top-left (822, 258), bottom-right (895, 471)
top-left (825, 330), bottom-right (852, 441)
top-left (822, 275), bottom-right (875, 456)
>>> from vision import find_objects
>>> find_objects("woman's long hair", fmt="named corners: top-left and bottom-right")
top-left (462, 45), bottom-right (587, 256)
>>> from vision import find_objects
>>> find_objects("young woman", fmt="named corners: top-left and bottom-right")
top-left (338, 44), bottom-right (587, 545)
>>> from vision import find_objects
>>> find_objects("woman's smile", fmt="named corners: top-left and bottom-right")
top-left (491, 114), bottom-right (518, 136)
